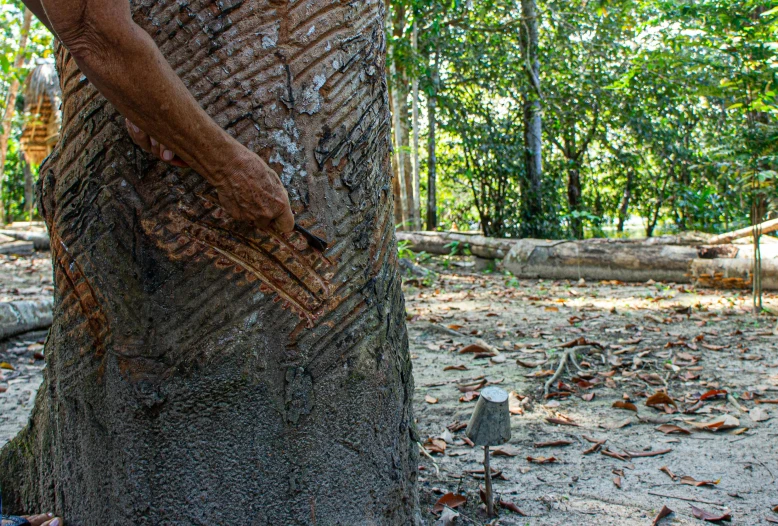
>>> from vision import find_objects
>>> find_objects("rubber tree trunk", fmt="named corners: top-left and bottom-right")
top-left (0, 0), bottom-right (419, 523)
top-left (519, 0), bottom-right (543, 238)
top-left (0, 8), bottom-right (32, 224)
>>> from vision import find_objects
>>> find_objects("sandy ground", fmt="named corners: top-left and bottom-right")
top-left (2, 252), bottom-right (778, 525)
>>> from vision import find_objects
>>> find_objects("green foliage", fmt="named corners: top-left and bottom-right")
top-left (388, 0), bottom-right (778, 239)
top-left (0, 1), bottom-right (53, 223)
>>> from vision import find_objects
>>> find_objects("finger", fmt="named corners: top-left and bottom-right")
top-left (272, 206), bottom-right (295, 233)
top-left (125, 119), bottom-right (152, 152)
top-left (160, 147), bottom-right (190, 168)
top-left (41, 518), bottom-right (63, 526)
top-left (23, 513), bottom-right (54, 526)
top-left (149, 137), bottom-right (163, 159)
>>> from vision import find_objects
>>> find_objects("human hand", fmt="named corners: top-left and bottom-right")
top-left (0, 512), bottom-right (63, 526)
top-left (213, 152), bottom-right (295, 232)
top-left (124, 119), bottom-right (294, 232)
top-left (125, 118), bottom-right (189, 167)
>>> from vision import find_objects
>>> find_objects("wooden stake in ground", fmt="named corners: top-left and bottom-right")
top-left (466, 386), bottom-right (511, 517)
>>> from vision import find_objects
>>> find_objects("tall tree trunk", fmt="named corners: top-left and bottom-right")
top-left (567, 163), bottom-right (583, 239)
top-left (398, 82), bottom-right (417, 229)
top-left (0, 8), bottom-right (32, 224)
top-left (0, 0), bottom-right (419, 523)
top-left (426, 45), bottom-right (439, 231)
top-left (519, 0), bottom-right (543, 237)
top-left (22, 151), bottom-right (33, 221)
top-left (388, 84), bottom-right (406, 228)
top-left (426, 92), bottom-right (437, 231)
top-left (617, 169), bottom-right (633, 233)
top-left (390, 72), bottom-right (410, 230)
top-left (411, 23), bottom-right (421, 231)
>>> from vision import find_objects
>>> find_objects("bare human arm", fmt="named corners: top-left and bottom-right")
top-left (22, 0), bottom-right (294, 232)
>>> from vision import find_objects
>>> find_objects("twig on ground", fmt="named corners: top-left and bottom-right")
top-left (647, 491), bottom-right (724, 507)
top-left (418, 442), bottom-right (441, 478)
top-left (727, 394), bottom-right (748, 413)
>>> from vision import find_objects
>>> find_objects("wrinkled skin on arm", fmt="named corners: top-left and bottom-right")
top-left (23, 0), bottom-right (294, 232)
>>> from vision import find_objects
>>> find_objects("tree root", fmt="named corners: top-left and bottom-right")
top-left (544, 349), bottom-right (573, 395)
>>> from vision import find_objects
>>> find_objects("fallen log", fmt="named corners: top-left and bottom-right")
top-left (0, 228), bottom-right (50, 250)
top-left (396, 231), bottom-right (516, 259)
top-left (691, 258), bottom-right (778, 290)
top-left (503, 238), bottom-right (699, 283)
top-left (0, 234), bottom-right (34, 255)
top-left (0, 300), bottom-right (52, 341)
top-left (708, 218), bottom-right (778, 245)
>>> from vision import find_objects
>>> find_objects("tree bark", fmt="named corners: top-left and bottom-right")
top-left (398, 80), bottom-right (418, 229)
top-left (567, 164), bottom-right (583, 239)
top-left (617, 169), bottom-right (633, 233)
top-left (22, 152), bottom-right (33, 221)
top-left (0, 8), bottom-right (32, 224)
top-left (411, 23), bottom-right (421, 231)
top-left (0, 0), bottom-right (419, 523)
top-left (519, 0), bottom-right (543, 237)
top-left (388, 83), bottom-right (406, 228)
top-left (426, 47), bottom-right (438, 231)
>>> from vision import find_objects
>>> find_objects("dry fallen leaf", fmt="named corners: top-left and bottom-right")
top-left (659, 466), bottom-right (678, 481)
top-left (656, 424), bottom-right (691, 435)
top-left (613, 476), bottom-right (622, 489)
top-left (534, 440), bottom-right (572, 448)
top-left (651, 505), bottom-right (674, 525)
top-left (498, 499), bottom-right (526, 515)
top-left (750, 406), bottom-right (770, 422)
top-left (613, 401), bottom-right (638, 412)
top-left (581, 392), bottom-right (595, 401)
top-left (424, 438), bottom-right (446, 455)
top-left (434, 508), bottom-right (459, 526)
top-left (690, 505), bottom-right (731, 522)
top-left (508, 391), bottom-right (525, 415)
top-left (432, 492), bottom-right (467, 513)
top-left (646, 391), bottom-right (678, 409)
top-left (601, 418), bottom-right (633, 430)
top-left (425, 395), bottom-right (439, 404)
top-left (699, 389), bottom-right (728, 402)
top-left (459, 391), bottom-right (479, 403)
top-left (517, 359), bottom-right (547, 368)
top-left (0, 362), bottom-right (14, 371)
top-left (492, 446), bottom-right (521, 457)
top-left (680, 476), bottom-right (719, 487)
top-left (527, 456), bottom-right (557, 464)
top-left (457, 379), bottom-right (487, 393)
top-left (546, 415), bottom-right (579, 426)
top-left (443, 364), bottom-right (468, 371)
top-left (685, 415), bottom-right (739, 432)
top-left (459, 343), bottom-right (496, 357)
top-left (625, 448), bottom-right (672, 458)
top-left (525, 369), bottom-right (555, 378)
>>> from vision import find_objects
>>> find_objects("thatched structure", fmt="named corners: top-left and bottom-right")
top-left (20, 61), bottom-right (61, 165)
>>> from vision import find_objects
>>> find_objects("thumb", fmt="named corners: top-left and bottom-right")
top-left (272, 206), bottom-right (295, 233)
